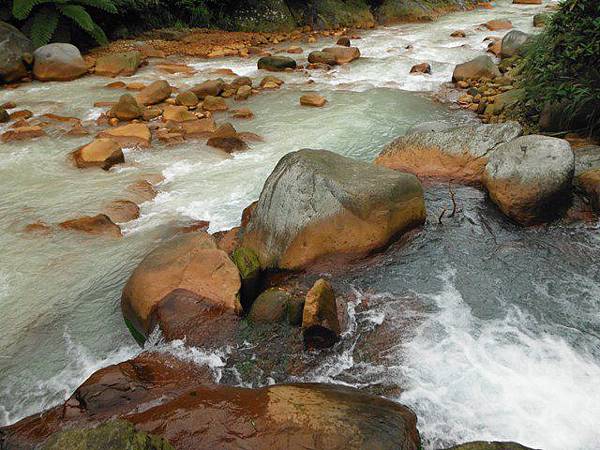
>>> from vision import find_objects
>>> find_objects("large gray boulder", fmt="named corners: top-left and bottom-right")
top-left (376, 122), bottom-right (522, 184)
top-left (33, 43), bottom-right (87, 81)
top-left (452, 55), bottom-right (501, 82)
top-left (0, 21), bottom-right (33, 83)
top-left (242, 149), bottom-right (426, 270)
top-left (483, 135), bottom-right (574, 224)
top-left (501, 30), bottom-right (531, 58)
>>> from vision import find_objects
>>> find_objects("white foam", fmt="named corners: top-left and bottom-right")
top-left (399, 269), bottom-right (600, 450)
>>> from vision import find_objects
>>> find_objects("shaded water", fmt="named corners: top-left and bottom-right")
top-left (4, 1), bottom-right (597, 450)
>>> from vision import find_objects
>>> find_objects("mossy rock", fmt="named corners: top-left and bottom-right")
top-left (313, 0), bottom-right (375, 28)
top-left (229, 0), bottom-right (297, 32)
top-left (231, 247), bottom-right (261, 310)
top-left (42, 420), bottom-right (174, 450)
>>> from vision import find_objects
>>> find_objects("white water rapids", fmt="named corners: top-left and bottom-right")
top-left (4, 1), bottom-right (599, 449)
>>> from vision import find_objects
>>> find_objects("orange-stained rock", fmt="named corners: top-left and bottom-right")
top-left (70, 138), bottom-right (124, 170)
top-left (181, 117), bottom-right (217, 137)
top-left (302, 278), bottom-right (340, 349)
top-left (231, 108), bottom-right (254, 119)
top-left (162, 105), bottom-right (196, 122)
top-left (190, 79), bottom-right (224, 99)
top-left (98, 123), bottom-right (151, 147)
top-left (513, 0), bottom-right (541, 4)
top-left (1, 125), bottom-right (45, 142)
top-left (136, 80), bottom-right (172, 105)
top-left (103, 200), bottom-right (140, 223)
top-left (213, 226), bottom-right (241, 254)
top-left (24, 221), bottom-right (52, 235)
top-left (95, 51), bottom-right (142, 77)
top-left (206, 123), bottom-right (248, 152)
top-left (235, 85), bottom-right (252, 101)
top-left (175, 90), bottom-right (199, 107)
top-left (260, 76), bottom-right (284, 89)
top-left (109, 94), bottom-right (143, 121)
top-left (410, 63), bottom-right (431, 74)
top-left (32, 43), bottom-right (87, 81)
top-left (121, 231), bottom-right (242, 338)
top-left (126, 82), bottom-right (146, 91)
top-left (243, 149), bottom-right (425, 270)
top-left (59, 214), bottom-right (122, 237)
top-left (576, 169), bottom-right (600, 211)
top-left (126, 180), bottom-right (158, 204)
top-left (321, 46), bottom-right (360, 64)
top-left (156, 63), bottom-right (195, 74)
top-left (8, 109), bottom-right (32, 120)
top-left (375, 122), bottom-right (522, 184)
top-left (485, 19), bottom-right (513, 30)
top-left (300, 93), bottom-right (327, 107)
top-left (202, 95), bottom-right (228, 112)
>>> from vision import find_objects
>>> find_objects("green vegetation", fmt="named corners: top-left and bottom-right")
top-left (516, 0), bottom-right (600, 136)
top-left (6, 0), bottom-right (116, 47)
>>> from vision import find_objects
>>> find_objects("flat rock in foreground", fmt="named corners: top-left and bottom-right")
top-left (376, 122), bottom-right (522, 184)
top-left (242, 149), bottom-right (425, 270)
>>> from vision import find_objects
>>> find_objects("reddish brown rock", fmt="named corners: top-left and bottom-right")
top-left (336, 37), bottom-right (351, 47)
top-left (451, 30), bottom-right (466, 37)
top-left (162, 105), bottom-right (196, 122)
top-left (136, 80), bottom-right (172, 105)
top-left (103, 200), bottom-right (140, 223)
top-left (109, 94), bottom-right (143, 121)
top-left (1, 126), bottom-right (45, 142)
top-left (190, 79), bottom-right (224, 99)
top-left (71, 138), bottom-right (124, 170)
top-left (300, 93), bottom-right (327, 107)
top-left (231, 108), bottom-right (254, 119)
top-left (59, 214), bottom-right (121, 237)
top-left (95, 51), bottom-right (142, 77)
top-left (23, 221), bottom-right (52, 235)
top-left (32, 43), bottom-right (87, 81)
top-left (206, 123), bottom-right (248, 152)
top-left (303, 278), bottom-right (340, 349)
top-left (126, 180), bottom-right (158, 203)
top-left (9, 109), bottom-right (32, 120)
top-left (98, 123), bottom-right (151, 147)
top-left (181, 117), bottom-right (217, 137)
top-left (576, 169), bottom-right (600, 211)
top-left (121, 231), bottom-right (242, 338)
top-left (485, 19), bottom-right (513, 31)
top-left (175, 90), bottom-right (199, 107)
top-left (410, 63), bottom-right (431, 74)
top-left (322, 46), bottom-right (360, 64)
top-left (202, 95), bottom-right (228, 112)
top-left (513, 0), bottom-right (541, 4)
top-left (156, 63), bottom-right (195, 74)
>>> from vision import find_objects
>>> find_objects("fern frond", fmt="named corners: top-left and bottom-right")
top-left (58, 3), bottom-right (94, 31)
top-left (74, 0), bottom-right (116, 14)
top-left (12, 0), bottom-right (53, 19)
top-left (30, 6), bottom-right (59, 47)
top-left (85, 22), bottom-right (108, 46)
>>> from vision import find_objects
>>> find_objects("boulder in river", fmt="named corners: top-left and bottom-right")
top-left (248, 288), bottom-right (300, 324)
top-left (322, 46), bottom-right (361, 64)
top-left (0, 125), bottom-right (45, 142)
top-left (483, 135), bottom-right (574, 225)
top-left (121, 231), bottom-right (242, 339)
top-left (303, 278), bottom-right (340, 349)
top-left (410, 63), bottom-right (431, 74)
top-left (0, 107), bottom-right (9, 123)
top-left (206, 123), bottom-right (248, 152)
top-left (513, 0), bottom-right (541, 4)
top-left (109, 94), bottom-right (142, 121)
top-left (103, 200), bottom-right (140, 223)
top-left (94, 51), bottom-right (142, 77)
top-left (484, 19), bottom-right (513, 31)
top-left (242, 149), bottom-right (426, 270)
top-left (175, 90), bottom-right (199, 107)
top-left (308, 51), bottom-right (338, 66)
top-left (452, 55), bottom-right (501, 82)
top-left (32, 43), bottom-right (87, 81)
top-left (191, 79), bottom-right (224, 99)
top-left (59, 214), bottom-right (122, 237)
top-left (257, 56), bottom-right (297, 71)
top-left (98, 123), bottom-right (151, 147)
top-left (202, 95), bottom-right (228, 111)
top-left (501, 30), bottom-right (531, 59)
top-left (337, 37), bottom-right (351, 47)
top-left (181, 117), bottom-right (217, 137)
top-left (136, 80), bottom-right (172, 105)
top-left (0, 21), bottom-right (33, 83)
top-left (71, 138), bottom-right (124, 170)
top-left (162, 105), bottom-right (196, 122)
top-left (376, 122), bottom-right (522, 184)
top-left (300, 93), bottom-right (327, 107)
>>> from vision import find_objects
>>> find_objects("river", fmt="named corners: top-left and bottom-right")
top-left (3, 1), bottom-right (599, 449)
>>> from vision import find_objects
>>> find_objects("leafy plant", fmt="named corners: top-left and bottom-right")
top-left (517, 0), bottom-right (600, 135)
top-left (11, 0), bottom-right (117, 47)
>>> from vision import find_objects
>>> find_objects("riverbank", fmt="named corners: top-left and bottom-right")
top-left (2, 1), bottom-right (600, 449)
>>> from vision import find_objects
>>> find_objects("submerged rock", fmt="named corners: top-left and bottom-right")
top-left (242, 149), bottom-right (425, 270)
top-left (410, 63), bottom-right (431, 74)
top-left (452, 55), bottom-right (501, 82)
top-left (300, 93), bottom-right (327, 107)
top-left (59, 214), bottom-right (121, 237)
top-left (376, 122), bottom-right (522, 184)
top-left (485, 19), bottom-right (513, 31)
top-left (206, 123), bottom-right (247, 152)
top-left (302, 279), bottom-right (340, 349)
top-left (121, 231), bottom-right (242, 339)
top-left (71, 138), bottom-right (124, 170)
top-left (95, 51), bottom-right (142, 77)
top-left (0, 21), bottom-right (33, 83)
top-left (98, 123), bottom-right (151, 147)
top-left (257, 56), bottom-right (297, 71)
top-left (483, 135), bottom-right (574, 225)
top-left (32, 43), bottom-right (87, 81)
top-left (103, 200), bottom-right (140, 223)
top-left (42, 420), bottom-right (174, 450)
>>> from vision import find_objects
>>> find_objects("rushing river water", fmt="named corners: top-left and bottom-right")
top-left (3, 1), bottom-right (599, 449)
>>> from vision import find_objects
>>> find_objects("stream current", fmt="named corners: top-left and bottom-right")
top-left (3, 1), bottom-right (599, 449)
